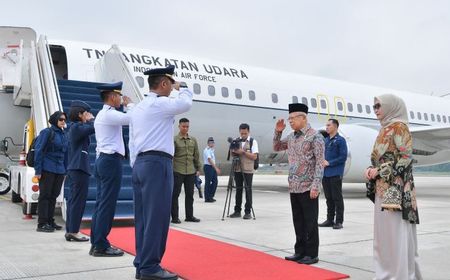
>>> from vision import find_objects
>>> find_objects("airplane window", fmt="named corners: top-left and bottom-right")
top-left (208, 85), bottom-right (215, 96)
top-left (272, 93), bottom-right (278, 103)
top-left (320, 99), bottom-right (327, 109)
top-left (365, 105), bottom-right (371, 114)
top-left (235, 89), bottom-right (242, 99)
top-left (424, 113), bottom-right (428, 121)
top-left (409, 111), bottom-right (415, 119)
top-left (357, 104), bottom-right (362, 113)
top-left (431, 114), bottom-right (435, 122)
top-left (302, 97), bottom-right (308, 106)
top-left (249, 90), bottom-right (256, 101)
top-left (221, 87), bottom-right (229, 97)
top-left (337, 101), bottom-right (343, 111)
top-left (347, 103), bottom-right (353, 112)
top-left (437, 114), bottom-right (441, 122)
top-left (310, 98), bottom-right (317, 108)
top-left (417, 112), bottom-right (422, 120)
top-left (292, 96), bottom-right (298, 103)
top-left (193, 83), bottom-right (201, 95)
top-left (135, 76), bottom-right (145, 88)
top-left (443, 115), bottom-right (447, 123)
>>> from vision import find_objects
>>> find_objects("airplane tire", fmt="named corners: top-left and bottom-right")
top-left (0, 173), bottom-right (10, 195)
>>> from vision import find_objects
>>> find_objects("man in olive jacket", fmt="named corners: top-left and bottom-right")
top-left (171, 118), bottom-right (202, 223)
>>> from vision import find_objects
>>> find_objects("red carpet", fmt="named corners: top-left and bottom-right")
top-left (81, 227), bottom-right (349, 280)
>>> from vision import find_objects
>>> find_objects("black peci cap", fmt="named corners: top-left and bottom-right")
top-left (288, 103), bottom-right (308, 114)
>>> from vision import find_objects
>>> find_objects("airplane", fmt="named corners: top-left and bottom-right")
top-left (2, 26), bottom-right (450, 186)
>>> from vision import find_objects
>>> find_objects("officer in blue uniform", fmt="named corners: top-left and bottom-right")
top-left (129, 65), bottom-right (192, 280)
top-left (90, 82), bottom-right (133, 257)
top-left (65, 100), bottom-right (95, 242)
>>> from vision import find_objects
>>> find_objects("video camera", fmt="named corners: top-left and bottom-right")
top-left (227, 137), bottom-right (242, 151)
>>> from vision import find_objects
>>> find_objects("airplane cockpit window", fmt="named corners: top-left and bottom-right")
top-left (193, 83), bottom-right (201, 94)
top-left (249, 90), bottom-right (256, 101)
top-left (272, 93), bottom-right (278, 103)
top-left (417, 112), bottom-right (422, 120)
top-left (302, 97), bottom-right (308, 106)
top-left (347, 103), bottom-right (353, 112)
top-left (310, 98), bottom-right (317, 108)
top-left (235, 89), bottom-right (242, 99)
top-left (320, 99), bottom-right (327, 109)
top-left (424, 113), bottom-right (428, 121)
top-left (222, 87), bottom-right (229, 97)
top-left (135, 76), bottom-right (145, 88)
top-left (431, 114), bottom-right (435, 122)
top-left (357, 104), bottom-right (362, 113)
top-left (437, 115), bottom-right (441, 122)
top-left (410, 111), bottom-right (415, 119)
top-left (365, 105), bottom-right (371, 114)
top-left (208, 85), bottom-right (215, 96)
top-left (292, 96), bottom-right (298, 103)
top-left (337, 101), bottom-right (343, 111)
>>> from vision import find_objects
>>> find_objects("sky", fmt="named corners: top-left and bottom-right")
top-left (2, 0), bottom-right (450, 95)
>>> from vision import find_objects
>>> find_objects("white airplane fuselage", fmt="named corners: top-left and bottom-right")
top-left (48, 40), bottom-right (450, 183)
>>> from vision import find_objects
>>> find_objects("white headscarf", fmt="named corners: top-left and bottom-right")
top-left (375, 94), bottom-right (409, 128)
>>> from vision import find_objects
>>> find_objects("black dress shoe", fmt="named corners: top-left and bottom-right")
top-left (185, 217), bottom-right (200, 222)
top-left (89, 245), bottom-right (94, 255)
top-left (285, 253), bottom-right (303, 261)
top-left (333, 223), bottom-right (343, 229)
top-left (141, 269), bottom-right (178, 280)
top-left (36, 224), bottom-right (55, 233)
top-left (243, 213), bottom-right (252, 220)
top-left (135, 272), bottom-right (140, 279)
top-left (229, 212), bottom-right (241, 218)
top-left (205, 199), bottom-right (214, 203)
top-left (50, 222), bottom-right (63, 230)
top-left (171, 218), bottom-right (181, 224)
top-left (93, 247), bottom-right (124, 257)
top-left (65, 233), bottom-right (89, 242)
top-left (318, 220), bottom-right (334, 227)
top-left (297, 256), bottom-right (319, 265)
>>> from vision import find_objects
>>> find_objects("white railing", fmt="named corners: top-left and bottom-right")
top-left (94, 45), bottom-right (143, 103)
top-left (36, 35), bottom-right (62, 114)
top-left (29, 41), bottom-right (48, 136)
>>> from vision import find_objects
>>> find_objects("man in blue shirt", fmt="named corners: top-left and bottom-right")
top-left (319, 119), bottom-right (348, 230)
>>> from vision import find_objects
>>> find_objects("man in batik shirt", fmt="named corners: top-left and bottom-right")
top-left (273, 103), bottom-right (325, 265)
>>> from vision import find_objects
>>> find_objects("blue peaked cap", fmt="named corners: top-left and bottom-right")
top-left (70, 100), bottom-right (91, 112)
top-left (143, 65), bottom-right (175, 82)
top-left (96, 81), bottom-right (123, 92)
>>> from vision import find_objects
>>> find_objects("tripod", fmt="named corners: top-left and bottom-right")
top-left (221, 156), bottom-right (256, 220)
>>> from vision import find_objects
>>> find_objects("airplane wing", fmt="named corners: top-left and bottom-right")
top-left (410, 126), bottom-right (450, 166)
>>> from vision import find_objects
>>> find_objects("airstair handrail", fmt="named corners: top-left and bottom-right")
top-left (29, 41), bottom-right (49, 136)
top-left (94, 45), bottom-right (144, 103)
top-left (36, 35), bottom-right (62, 114)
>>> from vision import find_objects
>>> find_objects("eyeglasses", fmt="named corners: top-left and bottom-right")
top-left (287, 114), bottom-right (304, 121)
top-left (373, 103), bottom-right (381, 110)
top-left (58, 118), bottom-right (66, 122)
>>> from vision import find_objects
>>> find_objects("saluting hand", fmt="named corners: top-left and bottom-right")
top-left (172, 82), bottom-right (181, 91)
top-left (275, 119), bottom-right (286, 132)
top-left (122, 96), bottom-right (132, 107)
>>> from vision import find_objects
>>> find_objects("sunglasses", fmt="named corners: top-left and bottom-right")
top-left (373, 103), bottom-right (381, 110)
top-left (58, 118), bottom-right (66, 122)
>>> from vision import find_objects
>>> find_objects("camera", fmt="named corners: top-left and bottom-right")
top-left (228, 137), bottom-right (242, 151)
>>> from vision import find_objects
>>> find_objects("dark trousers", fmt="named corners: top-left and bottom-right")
top-left (234, 172), bottom-right (253, 214)
top-left (66, 170), bottom-right (90, 233)
top-left (203, 164), bottom-right (218, 200)
top-left (172, 172), bottom-right (195, 219)
top-left (90, 153), bottom-right (122, 250)
top-left (322, 176), bottom-right (344, 224)
top-left (290, 192), bottom-right (319, 258)
top-left (133, 154), bottom-right (173, 275)
top-left (38, 171), bottom-right (65, 225)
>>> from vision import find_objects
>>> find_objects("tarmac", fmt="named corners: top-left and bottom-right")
top-left (0, 174), bottom-right (449, 280)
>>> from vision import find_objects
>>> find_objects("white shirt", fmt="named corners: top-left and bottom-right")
top-left (240, 136), bottom-right (259, 153)
top-left (203, 147), bottom-right (215, 165)
top-left (129, 88), bottom-right (193, 166)
top-left (94, 104), bottom-right (132, 156)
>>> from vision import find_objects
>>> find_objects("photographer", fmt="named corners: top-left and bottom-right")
top-left (229, 123), bottom-right (259, 220)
